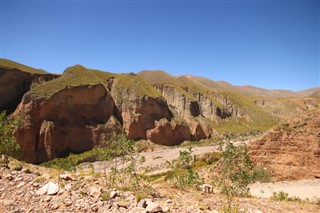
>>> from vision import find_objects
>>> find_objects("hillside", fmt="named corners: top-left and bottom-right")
top-left (248, 106), bottom-right (320, 181)
top-left (0, 58), bottom-right (47, 74)
top-left (1, 59), bottom-right (317, 164)
top-left (297, 87), bottom-right (320, 97)
top-left (138, 70), bottom-right (316, 98)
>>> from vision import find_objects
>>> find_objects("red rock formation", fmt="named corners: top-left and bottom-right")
top-left (14, 84), bottom-right (120, 163)
top-left (248, 107), bottom-right (320, 180)
top-left (0, 68), bottom-right (57, 113)
top-left (146, 119), bottom-right (191, 145)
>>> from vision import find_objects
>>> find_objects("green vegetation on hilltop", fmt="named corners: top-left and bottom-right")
top-left (0, 58), bottom-right (47, 74)
top-left (29, 65), bottom-right (161, 99)
top-left (221, 91), bottom-right (279, 129)
top-left (138, 70), bottom-right (176, 84)
top-left (112, 74), bottom-right (161, 99)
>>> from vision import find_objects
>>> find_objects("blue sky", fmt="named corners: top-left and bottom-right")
top-left (0, 0), bottom-right (319, 91)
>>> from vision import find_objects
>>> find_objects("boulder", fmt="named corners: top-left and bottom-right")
top-left (147, 119), bottom-right (191, 145)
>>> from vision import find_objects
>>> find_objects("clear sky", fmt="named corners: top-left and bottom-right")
top-left (0, 0), bottom-right (319, 91)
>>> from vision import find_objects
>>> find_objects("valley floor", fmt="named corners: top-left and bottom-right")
top-left (1, 142), bottom-right (319, 212)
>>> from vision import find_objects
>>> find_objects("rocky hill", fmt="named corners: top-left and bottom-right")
top-left (1, 58), bottom-right (319, 164)
top-left (0, 59), bottom-right (58, 114)
top-left (137, 70), bottom-right (320, 98)
top-left (248, 106), bottom-right (320, 181)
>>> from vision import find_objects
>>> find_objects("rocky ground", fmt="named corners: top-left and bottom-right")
top-left (1, 150), bottom-right (320, 213)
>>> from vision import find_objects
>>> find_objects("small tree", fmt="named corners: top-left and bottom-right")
top-left (216, 141), bottom-right (255, 211)
top-left (0, 111), bottom-right (21, 158)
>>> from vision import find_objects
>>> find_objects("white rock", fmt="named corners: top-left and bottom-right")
top-left (47, 182), bottom-right (60, 195)
top-left (36, 182), bottom-right (59, 195)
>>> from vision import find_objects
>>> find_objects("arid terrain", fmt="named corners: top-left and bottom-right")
top-left (0, 59), bottom-right (320, 212)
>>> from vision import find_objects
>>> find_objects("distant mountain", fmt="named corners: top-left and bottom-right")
top-left (310, 90), bottom-right (320, 98)
top-left (297, 87), bottom-right (320, 98)
top-left (137, 70), bottom-right (317, 98)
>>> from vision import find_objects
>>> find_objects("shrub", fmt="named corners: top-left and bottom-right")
top-left (272, 191), bottom-right (300, 201)
top-left (0, 111), bottom-right (21, 158)
top-left (253, 167), bottom-right (271, 183)
top-left (215, 141), bottom-right (255, 211)
top-left (168, 147), bottom-right (203, 188)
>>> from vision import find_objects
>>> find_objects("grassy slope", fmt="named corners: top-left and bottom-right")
top-left (213, 91), bottom-right (280, 134)
top-left (0, 58), bottom-right (47, 74)
top-left (137, 70), bottom-right (176, 84)
top-left (29, 65), bottom-right (161, 99)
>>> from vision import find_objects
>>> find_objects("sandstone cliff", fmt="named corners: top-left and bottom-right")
top-left (0, 66), bottom-right (58, 113)
top-left (248, 106), bottom-right (320, 180)
top-left (12, 65), bottom-right (189, 163)
top-left (0, 60), bottom-right (281, 163)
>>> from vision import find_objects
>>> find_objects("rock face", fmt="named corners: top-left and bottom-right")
top-left (146, 119), bottom-right (191, 145)
top-left (0, 68), bottom-right (57, 113)
top-left (248, 107), bottom-right (320, 181)
top-left (14, 84), bottom-right (122, 163)
top-left (1, 62), bottom-right (278, 163)
top-left (11, 65), bottom-right (183, 163)
top-left (111, 81), bottom-right (173, 140)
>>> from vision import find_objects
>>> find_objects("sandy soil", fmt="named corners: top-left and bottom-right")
top-left (250, 179), bottom-right (320, 200)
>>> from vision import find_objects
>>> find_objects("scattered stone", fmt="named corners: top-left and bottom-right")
top-left (16, 182), bottom-right (26, 188)
top-left (47, 182), bottom-right (60, 195)
top-left (64, 199), bottom-right (73, 207)
top-left (165, 199), bottom-right (172, 204)
top-left (117, 201), bottom-right (129, 209)
top-left (44, 196), bottom-right (52, 202)
top-left (36, 182), bottom-right (59, 195)
top-left (59, 173), bottom-right (74, 181)
top-left (22, 168), bottom-right (32, 174)
top-left (36, 183), bottom-right (49, 195)
top-left (131, 207), bottom-right (147, 213)
top-left (137, 199), bottom-right (147, 208)
top-left (162, 206), bottom-right (169, 212)
top-left (200, 183), bottom-right (213, 193)
top-left (33, 182), bottom-right (39, 187)
top-left (146, 201), bottom-right (162, 213)
top-left (5, 174), bottom-right (13, 181)
top-left (52, 203), bottom-right (59, 210)
top-left (89, 186), bottom-right (101, 198)
top-left (57, 188), bottom-right (65, 195)
top-left (64, 183), bottom-right (72, 191)
top-left (110, 190), bottom-right (118, 199)
top-left (3, 199), bottom-right (15, 206)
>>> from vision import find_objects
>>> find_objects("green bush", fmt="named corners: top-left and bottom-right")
top-left (253, 167), bottom-right (271, 183)
top-left (0, 111), bottom-right (21, 158)
top-left (168, 147), bottom-right (203, 188)
top-left (272, 191), bottom-right (300, 201)
top-left (215, 141), bottom-right (255, 211)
